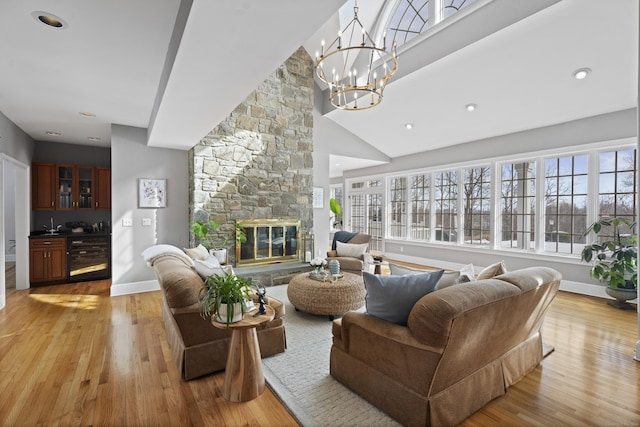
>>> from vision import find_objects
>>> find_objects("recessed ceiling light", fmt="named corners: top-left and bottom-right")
top-left (88, 137), bottom-right (102, 141)
top-left (79, 112), bottom-right (96, 117)
top-left (465, 103), bottom-right (477, 112)
top-left (45, 131), bottom-right (61, 136)
top-left (31, 11), bottom-right (67, 29)
top-left (404, 123), bottom-right (414, 130)
top-left (573, 68), bottom-right (591, 80)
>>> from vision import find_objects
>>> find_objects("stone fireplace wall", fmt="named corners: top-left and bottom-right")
top-left (189, 46), bottom-right (314, 265)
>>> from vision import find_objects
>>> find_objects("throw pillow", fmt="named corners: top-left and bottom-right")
top-left (193, 256), bottom-right (225, 279)
top-left (184, 244), bottom-right (210, 261)
top-left (141, 244), bottom-right (194, 267)
top-left (435, 270), bottom-right (461, 289)
top-left (476, 260), bottom-right (507, 280)
top-left (336, 241), bottom-right (368, 258)
top-left (457, 263), bottom-right (475, 283)
top-left (363, 270), bottom-right (444, 325)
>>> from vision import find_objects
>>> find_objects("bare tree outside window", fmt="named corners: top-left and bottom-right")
top-left (463, 167), bottom-right (491, 245)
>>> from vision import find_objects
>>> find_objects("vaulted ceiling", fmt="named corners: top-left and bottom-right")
top-left (0, 0), bottom-right (637, 177)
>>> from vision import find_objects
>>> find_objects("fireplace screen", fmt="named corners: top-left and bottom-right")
top-left (236, 219), bottom-right (300, 266)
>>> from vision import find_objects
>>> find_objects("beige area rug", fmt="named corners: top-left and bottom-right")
top-left (262, 284), bottom-right (401, 427)
top-left (263, 284), bottom-right (555, 427)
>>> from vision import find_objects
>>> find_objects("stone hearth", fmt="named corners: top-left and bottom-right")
top-left (235, 262), bottom-right (313, 287)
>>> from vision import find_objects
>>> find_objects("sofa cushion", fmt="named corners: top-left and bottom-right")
top-left (388, 263), bottom-right (460, 290)
top-left (363, 270), bottom-right (444, 325)
top-left (184, 244), bottom-right (210, 261)
top-left (476, 261), bottom-right (507, 280)
top-left (153, 257), bottom-right (203, 308)
top-left (141, 244), bottom-right (194, 267)
top-left (336, 241), bottom-right (368, 258)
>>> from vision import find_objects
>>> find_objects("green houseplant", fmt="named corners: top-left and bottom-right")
top-left (199, 272), bottom-right (252, 327)
top-left (580, 217), bottom-right (638, 308)
top-left (330, 198), bottom-right (342, 230)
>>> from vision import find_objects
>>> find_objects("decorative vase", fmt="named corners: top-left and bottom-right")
top-left (215, 302), bottom-right (244, 324)
top-left (328, 259), bottom-right (340, 276)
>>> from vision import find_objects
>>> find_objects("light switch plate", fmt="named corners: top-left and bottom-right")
top-left (142, 218), bottom-right (152, 226)
top-left (122, 218), bottom-right (133, 227)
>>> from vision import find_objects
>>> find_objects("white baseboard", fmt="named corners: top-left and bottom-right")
top-left (110, 279), bottom-right (159, 297)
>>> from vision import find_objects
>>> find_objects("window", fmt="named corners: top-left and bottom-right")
top-left (410, 174), bottom-right (431, 240)
top-left (330, 185), bottom-right (343, 230)
top-left (350, 194), bottom-right (366, 233)
top-left (463, 167), bottom-right (491, 246)
top-left (598, 148), bottom-right (637, 240)
top-left (544, 155), bottom-right (588, 254)
top-left (500, 162), bottom-right (536, 250)
top-left (434, 170), bottom-right (457, 242)
top-left (384, 0), bottom-right (476, 50)
top-left (389, 177), bottom-right (407, 238)
top-left (346, 141), bottom-right (635, 262)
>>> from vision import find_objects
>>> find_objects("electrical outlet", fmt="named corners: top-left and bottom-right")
top-left (122, 218), bottom-right (133, 227)
top-left (142, 218), bottom-right (152, 226)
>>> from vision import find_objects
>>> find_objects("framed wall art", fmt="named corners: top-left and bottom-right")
top-left (139, 178), bottom-right (166, 208)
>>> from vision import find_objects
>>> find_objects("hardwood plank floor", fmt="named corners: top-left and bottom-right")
top-left (0, 274), bottom-right (638, 426)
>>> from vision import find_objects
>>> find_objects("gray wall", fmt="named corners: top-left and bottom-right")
top-left (0, 110), bottom-right (34, 164)
top-left (111, 125), bottom-right (189, 290)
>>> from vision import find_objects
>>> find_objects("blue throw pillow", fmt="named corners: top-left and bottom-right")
top-left (363, 270), bottom-right (444, 325)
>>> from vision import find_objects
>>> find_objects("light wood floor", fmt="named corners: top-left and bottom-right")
top-left (1, 273), bottom-right (638, 426)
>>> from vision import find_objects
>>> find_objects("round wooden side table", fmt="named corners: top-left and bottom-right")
top-left (211, 305), bottom-right (275, 402)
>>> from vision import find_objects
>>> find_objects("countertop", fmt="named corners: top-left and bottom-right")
top-left (29, 231), bottom-right (111, 239)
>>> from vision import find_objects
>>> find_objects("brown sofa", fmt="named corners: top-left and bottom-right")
top-left (326, 232), bottom-right (372, 275)
top-left (330, 266), bottom-right (561, 426)
top-left (150, 253), bottom-right (286, 380)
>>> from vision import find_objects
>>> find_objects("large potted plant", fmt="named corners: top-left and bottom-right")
top-left (580, 217), bottom-right (638, 309)
top-left (199, 272), bottom-right (252, 326)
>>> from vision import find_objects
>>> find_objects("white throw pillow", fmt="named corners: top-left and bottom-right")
top-left (193, 256), bottom-right (226, 279)
top-left (141, 244), bottom-right (194, 267)
top-left (457, 263), bottom-right (475, 283)
top-left (336, 241), bottom-right (368, 258)
top-left (183, 244), bottom-right (210, 261)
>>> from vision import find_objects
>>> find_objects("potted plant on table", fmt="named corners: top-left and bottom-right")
top-left (199, 272), bottom-right (252, 327)
top-left (191, 219), bottom-right (220, 250)
top-left (580, 217), bottom-right (638, 309)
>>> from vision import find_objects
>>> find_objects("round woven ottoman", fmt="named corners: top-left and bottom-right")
top-left (287, 272), bottom-right (366, 320)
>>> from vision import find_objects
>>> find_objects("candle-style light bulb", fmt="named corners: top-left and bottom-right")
top-left (338, 30), bottom-right (342, 49)
top-left (321, 39), bottom-right (325, 56)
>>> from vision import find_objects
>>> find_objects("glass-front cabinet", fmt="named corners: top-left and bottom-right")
top-left (57, 165), bottom-right (94, 210)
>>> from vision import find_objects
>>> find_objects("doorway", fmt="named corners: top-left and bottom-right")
top-left (1, 154), bottom-right (29, 310)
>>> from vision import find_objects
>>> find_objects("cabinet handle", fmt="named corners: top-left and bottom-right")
top-left (51, 201), bottom-right (54, 207)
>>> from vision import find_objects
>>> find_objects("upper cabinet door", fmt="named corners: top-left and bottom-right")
top-left (32, 163), bottom-right (56, 210)
top-left (95, 167), bottom-right (111, 209)
top-left (56, 164), bottom-right (94, 210)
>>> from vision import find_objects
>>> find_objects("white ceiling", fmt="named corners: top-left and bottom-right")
top-left (0, 0), bottom-right (637, 178)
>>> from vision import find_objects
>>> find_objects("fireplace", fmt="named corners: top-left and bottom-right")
top-left (236, 219), bottom-right (301, 266)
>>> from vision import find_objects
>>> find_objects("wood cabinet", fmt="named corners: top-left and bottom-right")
top-left (29, 237), bottom-right (67, 285)
top-left (32, 163), bottom-right (56, 210)
top-left (94, 167), bottom-right (111, 209)
top-left (56, 164), bottom-right (94, 210)
top-left (31, 163), bottom-right (111, 211)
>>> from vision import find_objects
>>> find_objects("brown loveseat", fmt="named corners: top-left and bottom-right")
top-left (330, 266), bottom-right (561, 426)
top-left (150, 253), bottom-right (286, 380)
